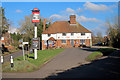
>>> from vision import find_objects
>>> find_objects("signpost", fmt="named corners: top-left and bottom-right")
top-left (19, 38), bottom-right (29, 60)
top-left (23, 42), bottom-right (29, 45)
top-left (19, 39), bottom-right (23, 47)
top-left (22, 42), bottom-right (29, 60)
top-left (31, 8), bottom-right (40, 59)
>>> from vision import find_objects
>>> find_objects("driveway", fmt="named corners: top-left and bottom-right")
top-left (2, 47), bottom-right (93, 78)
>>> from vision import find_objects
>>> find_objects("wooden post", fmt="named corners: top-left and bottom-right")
top-left (28, 44), bottom-right (29, 58)
top-left (39, 37), bottom-right (40, 50)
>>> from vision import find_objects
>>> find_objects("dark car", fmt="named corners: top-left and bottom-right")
top-left (97, 42), bottom-right (103, 46)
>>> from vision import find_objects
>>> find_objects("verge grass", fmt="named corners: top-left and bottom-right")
top-left (2, 48), bottom-right (64, 72)
top-left (86, 51), bottom-right (103, 61)
top-left (86, 48), bottom-right (116, 61)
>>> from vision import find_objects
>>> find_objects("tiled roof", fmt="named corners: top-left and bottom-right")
top-left (42, 21), bottom-right (91, 34)
top-left (48, 37), bottom-right (56, 41)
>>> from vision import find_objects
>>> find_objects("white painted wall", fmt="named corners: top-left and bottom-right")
top-left (42, 33), bottom-right (91, 40)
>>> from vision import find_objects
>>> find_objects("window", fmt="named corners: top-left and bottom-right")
top-left (62, 33), bottom-right (66, 36)
top-left (81, 33), bottom-right (85, 36)
top-left (61, 40), bottom-right (66, 43)
top-left (48, 40), bottom-right (52, 44)
top-left (48, 34), bottom-right (51, 37)
top-left (71, 33), bottom-right (74, 36)
top-left (80, 39), bottom-right (85, 44)
top-left (44, 40), bottom-right (47, 45)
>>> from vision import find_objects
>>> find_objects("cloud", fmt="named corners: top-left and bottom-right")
top-left (8, 27), bottom-right (18, 34)
top-left (50, 7), bottom-right (101, 23)
top-left (90, 22), bottom-right (109, 36)
top-left (60, 8), bottom-right (76, 15)
top-left (50, 14), bottom-right (100, 23)
top-left (76, 15), bottom-right (100, 22)
top-left (66, 8), bottom-right (75, 14)
top-left (84, 2), bottom-right (109, 11)
top-left (76, 8), bottom-right (82, 12)
top-left (16, 9), bottom-right (22, 13)
top-left (61, 7), bottom-right (83, 15)
top-left (50, 14), bottom-right (68, 20)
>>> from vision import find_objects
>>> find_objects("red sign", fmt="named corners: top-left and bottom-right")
top-left (32, 20), bottom-right (40, 23)
top-left (32, 8), bottom-right (40, 23)
top-left (32, 11), bottom-right (40, 14)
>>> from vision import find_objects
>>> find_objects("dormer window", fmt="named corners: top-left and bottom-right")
top-left (71, 33), bottom-right (74, 36)
top-left (81, 33), bottom-right (85, 36)
top-left (48, 34), bottom-right (51, 37)
top-left (62, 33), bottom-right (66, 36)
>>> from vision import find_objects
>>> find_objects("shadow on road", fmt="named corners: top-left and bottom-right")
top-left (45, 50), bottom-right (120, 80)
top-left (80, 47), bottom-right (99, 52)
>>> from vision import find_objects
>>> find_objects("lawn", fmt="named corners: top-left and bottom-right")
top-left (2, 48), bottom-right (64, 72)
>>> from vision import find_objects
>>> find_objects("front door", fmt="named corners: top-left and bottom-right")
top-left (71, 39), bottom-right (74, 46)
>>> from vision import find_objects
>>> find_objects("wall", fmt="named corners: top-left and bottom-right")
top-left (42, 33), bottom-right (92, 50)
top-left (42, 33), bottom-right (91, 40)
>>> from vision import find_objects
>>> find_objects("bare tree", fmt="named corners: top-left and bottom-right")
top-left (106, 16), bottom-right (120, 48)
top-left (96, 31), bottom-right (103, 43)
top-left (18, 15), bottom-right (52, 46)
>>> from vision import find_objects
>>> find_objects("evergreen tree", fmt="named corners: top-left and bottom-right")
top-left (0, 7), bottom-right (10, 34)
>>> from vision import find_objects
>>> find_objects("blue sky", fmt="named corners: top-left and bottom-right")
top-left (2, 2), bottom-right (118, 36)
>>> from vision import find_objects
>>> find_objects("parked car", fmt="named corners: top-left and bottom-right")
top-left (97, 42), bottom-right (103, 46)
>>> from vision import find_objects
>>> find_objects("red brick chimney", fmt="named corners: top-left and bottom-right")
top-left (43, 19), bottom-right (45, 32)
top-left (70, 15), bottom-right (76, 24)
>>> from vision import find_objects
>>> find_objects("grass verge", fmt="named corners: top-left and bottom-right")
top-left (86, 51), bottom-right (103, 61)
top-left (2, 48), bottom-right (64, 72)
top-left (86, 48), bottom-right (117, 62)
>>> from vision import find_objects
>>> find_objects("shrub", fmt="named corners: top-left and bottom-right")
top-left (98, 48), bottom-right (116, 56)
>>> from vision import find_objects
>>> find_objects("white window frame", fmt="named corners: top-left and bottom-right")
top-left (80, 39), bottom-right (85, 44)
top-left (44, 40), bottom-right (47, 45)
top-left (61, 40), bottom-right (67, 44)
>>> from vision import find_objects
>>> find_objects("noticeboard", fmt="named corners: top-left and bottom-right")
top-left (32, 38), bottom-right (39, 49)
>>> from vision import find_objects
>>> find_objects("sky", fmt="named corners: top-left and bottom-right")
top-left (1, 1), bottom-right (119, 36)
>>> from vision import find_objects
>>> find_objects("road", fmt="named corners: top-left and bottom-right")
top-left (2, 50), bottom-right (27, 63)
top-left (2, 47), bottom-right (93, 78)
top-left (2, 46), bottom-right (120, 80)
